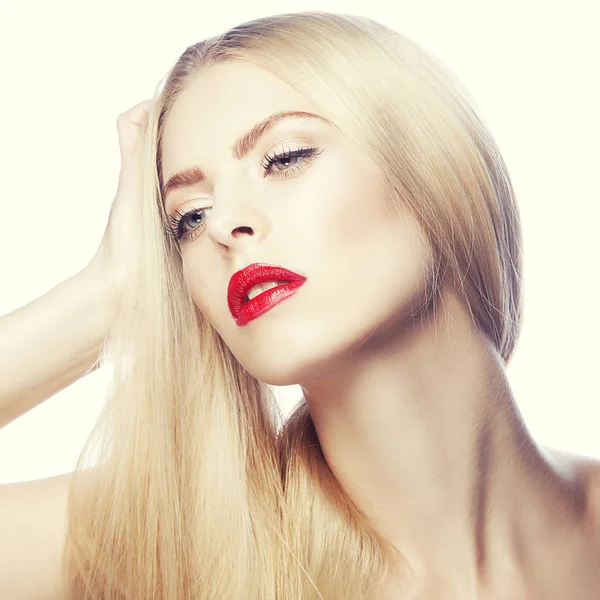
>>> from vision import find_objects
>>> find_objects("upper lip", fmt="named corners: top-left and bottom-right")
top-left (227, 263), bottom-right (305, 319)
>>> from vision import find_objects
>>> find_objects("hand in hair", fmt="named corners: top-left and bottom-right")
top-left (86, 99), bottom-right (154, 304)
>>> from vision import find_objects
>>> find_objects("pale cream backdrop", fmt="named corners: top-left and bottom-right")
top-left (0, 0), bottom-right (598, 483)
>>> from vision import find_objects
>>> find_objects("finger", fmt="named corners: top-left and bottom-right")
top-left (121, 99), bottom-right (154, 128)
top-left (116, 99), bottom-right (154, 163)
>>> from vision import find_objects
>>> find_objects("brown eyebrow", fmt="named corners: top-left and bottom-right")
top-left (161, 110), bottom-right (331, 204)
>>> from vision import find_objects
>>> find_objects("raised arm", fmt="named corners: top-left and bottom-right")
top-left (0, 98), bottom-right (153, 430)
top-left (0, 266), bottom-right (109, 429)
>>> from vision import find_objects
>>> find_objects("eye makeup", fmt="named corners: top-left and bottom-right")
top-left (165, 144), bottom-right (323, 243)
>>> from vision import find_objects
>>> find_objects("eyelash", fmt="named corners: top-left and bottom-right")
top-left (165, 146), bottom-right (322, 244)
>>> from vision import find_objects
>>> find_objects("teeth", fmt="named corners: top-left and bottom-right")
top-left (246, 281), bottom-right (289, 302)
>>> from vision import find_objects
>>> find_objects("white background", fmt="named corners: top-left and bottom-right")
top-left (0, 0), bottom-right (598, 483)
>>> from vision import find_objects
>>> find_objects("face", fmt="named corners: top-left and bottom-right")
top-left (160, 60), bottom-right (434, 386)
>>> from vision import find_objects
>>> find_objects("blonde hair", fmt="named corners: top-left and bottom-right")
top-left (62, 11), bottom-right (523, 599)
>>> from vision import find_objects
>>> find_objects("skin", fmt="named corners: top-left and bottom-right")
top-left (160, 60), bottom-right (600, 598)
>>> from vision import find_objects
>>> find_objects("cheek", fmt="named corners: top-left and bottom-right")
top-left (303, 153), bottom-right (382, 248)
top-left (306, 157), bottom-right (398, 269)
top-left (305, 166), bottom-right (432, 327)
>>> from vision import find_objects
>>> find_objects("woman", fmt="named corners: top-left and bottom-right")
top-left (1, 10), bottom-right (599, 600)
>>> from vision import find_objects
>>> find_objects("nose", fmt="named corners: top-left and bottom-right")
top-left (205, 173), bottom-right (271, 253)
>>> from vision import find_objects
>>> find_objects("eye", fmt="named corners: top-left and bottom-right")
top-left (165, 206), bottom-right (210, 243)
top-left (261, 146), bottom-right (322, 179)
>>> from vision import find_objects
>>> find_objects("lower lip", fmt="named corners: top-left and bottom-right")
top-left (236, 280), bottom-right (305, 326)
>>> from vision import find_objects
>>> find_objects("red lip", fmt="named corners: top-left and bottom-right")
top-left (228, 263), bottom-right (307, 326)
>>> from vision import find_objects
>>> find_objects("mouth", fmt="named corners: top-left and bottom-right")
top-left (228, 264), bottom-right (306, 326)
top-left (242, 280), bottom-right (290, 305)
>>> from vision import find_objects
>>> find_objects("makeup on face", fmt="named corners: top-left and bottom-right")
top-left (227, 263), bottom-right (307, 326)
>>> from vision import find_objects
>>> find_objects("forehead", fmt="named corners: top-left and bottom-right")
top-left (160, 61), bottom-right (321, 180)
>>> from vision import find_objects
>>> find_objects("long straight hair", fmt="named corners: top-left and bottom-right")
top-left (62, 11), bottom-right (523, 599)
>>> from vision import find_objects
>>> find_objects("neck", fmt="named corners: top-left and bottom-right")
top-left (300, 287), bottom-right (586, 594)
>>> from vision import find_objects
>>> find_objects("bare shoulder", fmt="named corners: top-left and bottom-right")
top-left (536, 447), bottom-right (600, 598)
top-left (543, 446), bottom-right (600, 525)
top-left (582, 456), bottom-right (600, 527)
top-left (0, 471), bottom-right (74, 600)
